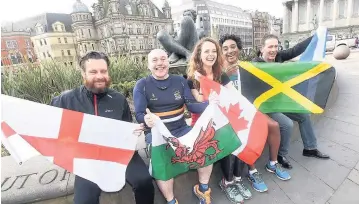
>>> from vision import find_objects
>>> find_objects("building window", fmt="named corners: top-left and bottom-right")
top-left (131, 40), bottom-right (136, 50)
top-left (70, 62), bottom-right (73, 65)
top-left (154, 9), bottom-right (158, 17)
top-left (298, 1), bottom-right (307, 24)
top-left (43, 52), bottom-right (46, 58)
top-left (44, 39), bottom-right (47, 45)
top-left (126, 4), bottom-right (132, 15)
top-left (81, 29), bottom-right (84, 37)
top-left (146, 26), bottom-right (151, 34)
top-left (137, 24), bottom-right (141, 34)
top-left (139, 40), bottom-right (144, 49)
top-left (92, 44), bottom-right (95, 50)
top-left (6, 40), bottom-right (18, 49)
top-left (64, 37), bottom-right (68, 43)
top-left (353, 0), bottom-right (359, 16)
top-left (25, 40), bottom-right (31, 47)
top-left (58, 38), bottom-right (61, 43)
top-left (84, 44), bottom-right (87, 52)
top-left (154, 25), bottom-right (159, 32)
top-left (61, 50), bottom-right (65, 56)
top-left (128, 24), bottom-right (133, 34)
top-left (324, 0), bottom-right (333, 20)
top-left (338, 0), bottom-right (347, 18)
top-left (67, 50), bottom-right (71, 55)
top-left (88, 29), bottom-right (92, 37)
top-left (47, 52), bottom-right (51, 57)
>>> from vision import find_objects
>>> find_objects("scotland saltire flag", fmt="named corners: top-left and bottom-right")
top-left (300, 26), bottom-right (328, 62)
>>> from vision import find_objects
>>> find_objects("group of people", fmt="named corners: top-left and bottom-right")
top-left (50, 33), bottom-right (330, 204)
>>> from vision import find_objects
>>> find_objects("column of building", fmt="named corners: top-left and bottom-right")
top-left (292, 0), bottom-right (299, 32)
top-left (347, 0), bottom-right (353, 25)
top-left (306, 0), bottom-right (311, 30)
top-left (282, 2), bottom-right (289, 33)
top-left (318, 0), bottom-right (325, 24)
top-left (332, 0), bottom-right (338, 27)
top-left (283, 2), bottom-right (289, 33)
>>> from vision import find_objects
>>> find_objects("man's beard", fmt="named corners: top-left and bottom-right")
top-left (84, 77), bottom-right (112, 94)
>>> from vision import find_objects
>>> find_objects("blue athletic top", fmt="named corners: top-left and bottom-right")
top-left (133, 75), bottom-right (208, 131)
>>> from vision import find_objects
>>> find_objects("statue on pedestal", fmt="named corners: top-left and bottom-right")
top-left (156, 9), bottom-right (206, 65)
top-left (312, 14), bottom-right (318, 31)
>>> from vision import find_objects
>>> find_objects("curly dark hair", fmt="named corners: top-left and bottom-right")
top-left (219, 34), bottom-right (243, 50)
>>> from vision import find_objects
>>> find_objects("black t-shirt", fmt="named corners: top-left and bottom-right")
top-left (187, 73), bottom-right (231, 89)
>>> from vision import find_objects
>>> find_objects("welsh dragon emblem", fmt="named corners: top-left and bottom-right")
top-left (164, 119), bottom-right (221, 169)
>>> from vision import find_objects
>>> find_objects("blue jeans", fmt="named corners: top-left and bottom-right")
top-left (145, 125), bottom-right (192, 144)
top-left (267, 113), bottom-right (318, 157)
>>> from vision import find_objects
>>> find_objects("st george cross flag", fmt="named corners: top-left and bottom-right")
top-left (196, 73), bottom-right (268, 162)
top-left (299, 26), bottom-right (328, 62)
top-left (1, 94), bottom-right (139, 192)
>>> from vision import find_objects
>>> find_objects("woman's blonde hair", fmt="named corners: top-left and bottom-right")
top-left (187, 37), bottom-right (224, 90)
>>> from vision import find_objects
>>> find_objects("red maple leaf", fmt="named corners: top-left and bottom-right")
top-left (219, 103), bottom-right (248, 133)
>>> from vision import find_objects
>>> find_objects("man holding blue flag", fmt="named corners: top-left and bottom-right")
top-left (252, 28), bottom-right (330, 170)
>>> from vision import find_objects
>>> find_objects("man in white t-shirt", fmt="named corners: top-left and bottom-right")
top-left (218, 34), bottom-right (290, 201)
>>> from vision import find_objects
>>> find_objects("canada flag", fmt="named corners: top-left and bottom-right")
top-left (195, 72), bottom-right (268, 165)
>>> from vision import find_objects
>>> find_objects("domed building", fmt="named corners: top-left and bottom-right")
top-left (71, 0), bottom-right (174, 60)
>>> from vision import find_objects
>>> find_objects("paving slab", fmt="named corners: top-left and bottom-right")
top-left (348, 169), bottom-right (359, 186)
top-left (288, 141), bottom-right (351, 190)
top-left (313, 137), bottom-right (359, 169)
top-left (327, 179), bottom-right (359, 204)
top-left (271, 158), bottom-right (334, 204)
top-left (319, 128), bottom-right (359, 153)
top-left (314, 117), bottom-right (359, 138)
top-left (324, 107), bottom-right (359, 126)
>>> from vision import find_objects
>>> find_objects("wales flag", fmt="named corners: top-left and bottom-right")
top-left (238, 61), bottom-right (336, 114)
top-left (149, 104), bottom-right (242, 180)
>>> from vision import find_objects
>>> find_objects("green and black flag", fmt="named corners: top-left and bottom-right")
top-left (236, 61), bottom-right (336, 114)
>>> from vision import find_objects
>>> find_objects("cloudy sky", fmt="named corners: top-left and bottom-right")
top-left (1, 0), bottom-right (283, 23)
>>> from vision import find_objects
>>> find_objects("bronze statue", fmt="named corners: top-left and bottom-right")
top-left (157, 9), bottom-right (206, 64)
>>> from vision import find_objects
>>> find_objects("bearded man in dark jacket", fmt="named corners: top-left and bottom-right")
top-left (50, 51), bottom-right (155, 204)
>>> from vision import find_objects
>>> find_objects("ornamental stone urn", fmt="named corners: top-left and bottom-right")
top-left (333, 45), bottom-right (350, 60)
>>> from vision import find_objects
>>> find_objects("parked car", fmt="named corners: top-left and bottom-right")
top-left (326, 34), bottom-right (357, 51)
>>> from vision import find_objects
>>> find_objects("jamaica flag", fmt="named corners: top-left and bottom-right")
top-left (238, 61), bottom-right (336, 114)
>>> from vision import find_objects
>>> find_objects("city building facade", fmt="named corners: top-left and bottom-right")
top-left (250, 11), bottom-right (272, 48)
top-left (1, 31), bottom-right (36, 66)
top-left (281, 0), bottom-right (359, 47)
top-left (1, 13), bottom-right (78, 65)
top-left (171, 0), bottom-right (253, 52)
top-left (71, 0), bottom-right (174, 60)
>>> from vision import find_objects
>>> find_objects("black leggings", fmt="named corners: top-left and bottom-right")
top-left (73, 151), bottom-right (155, 204)
top-left (220, 154), bottom-right (245, 181)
